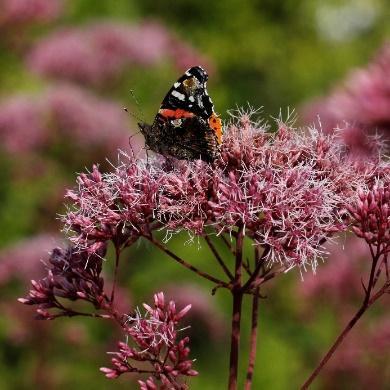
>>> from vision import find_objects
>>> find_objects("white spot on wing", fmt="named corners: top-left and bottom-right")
top-left (174, 82), bottom-right (180, 88)
top-left (185, 71), bottom-right (191, 76)
top-left (189, 96), bottom-right (195, 102)
top-left (172, 90), bottom-right (185, 101)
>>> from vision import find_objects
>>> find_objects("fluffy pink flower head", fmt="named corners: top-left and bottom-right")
top-left (63, 109), bottom-right (363, 271)
top-left (101, 292), bottom-right (197, 388)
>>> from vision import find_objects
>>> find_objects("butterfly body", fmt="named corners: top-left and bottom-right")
top-left (138, 66), bottom-right (222, 162)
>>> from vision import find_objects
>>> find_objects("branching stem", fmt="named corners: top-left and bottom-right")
top-left (301, 248), bottom-right (388, 389)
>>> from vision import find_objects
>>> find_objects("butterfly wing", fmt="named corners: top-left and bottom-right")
top-left (139, 66), bottom-right (222, 161)
top-left (158, 66), bottom-right (214, 120)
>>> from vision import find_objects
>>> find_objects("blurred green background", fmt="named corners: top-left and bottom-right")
top-left (0, 0), bottom-right (389, 389)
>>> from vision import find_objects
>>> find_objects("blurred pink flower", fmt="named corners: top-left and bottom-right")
top-left (28, 21), bottom-right (212, 86)
top-left (303, 43), bottom-right (390, 154)
top-left (0, 0), bottom-right (63, 27)
top-left (0, 95), bottom-right (47, 153)
top-left (299, 236), bottom-right (369, 304)
top-left (0, 85), bottom-right (135, 156)
top-left (322, 316), bottom-right (390, 388)
top-left (164, 285), bottom-right (227, 343)
top-left (47, 84), bottom-right (131, 150)
top-left (0, 233), bottom-right (60, 286)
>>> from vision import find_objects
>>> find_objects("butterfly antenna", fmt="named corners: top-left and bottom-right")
top-left (130, 89), bottom-right (145, 122)
top-left (123, 107), bottom-right (143, 125)
top-left (124, 89), bottom-right (147, 147)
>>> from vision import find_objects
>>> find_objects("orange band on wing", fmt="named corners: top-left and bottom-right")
top-left (159, 108), bottom-right (195, 119)
top-left (208, 113), bottom-right (223, 144)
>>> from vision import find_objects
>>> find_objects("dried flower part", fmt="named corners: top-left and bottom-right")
top-left (28, 21), bottom-right (211, 86)
top-left (348, 176), bottom-right (390, 253)
top-left (18, 245), bottom-right (107, 319)
top-left (101, 292), bottom-right (197, 389)
top-left (64, 111), bottom-right (364, 270)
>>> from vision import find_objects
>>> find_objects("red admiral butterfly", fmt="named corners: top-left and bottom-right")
top-left (138, 66), bottom-right (222, 162)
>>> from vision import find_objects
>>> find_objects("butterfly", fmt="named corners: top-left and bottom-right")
top-left (138, 66), bottom-right (222, 162)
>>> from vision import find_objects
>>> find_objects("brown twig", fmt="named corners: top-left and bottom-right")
top-left (145, 234), bottom-right (229, 287)
top-left (110, 244), bottom-right (121, 303)
top-left (301, 248), bottom-right (386, 389)
top-left (228, 226), bottom-right (244, 390)
top-left (245, 286), bottom-right (260, 390)
top-left (204, 234), bottom-right (234, 280)
top-left (220, 233), bottom-right (236, 255)
top-left (241, 245), bottom-right (270, 292)
top-left (243, 257), bottom-right (253, 277)
top-left (244, 246), bottom-right (261, 389)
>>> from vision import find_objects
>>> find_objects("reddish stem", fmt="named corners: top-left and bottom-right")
top-left (228, 227), bottom-right (244, 390)
top-left (301, 249), bottom-right (385, 389)
top-left (110, 244), bottom-right (121, 303)
top-left (145, 235), bottom-right (228, 287)
top-left (241, 246), bottom-right (270, 292)
top-left (244, 287), bottom-right (259, 390)
top-left (204, 234), bottom-right (234, 280)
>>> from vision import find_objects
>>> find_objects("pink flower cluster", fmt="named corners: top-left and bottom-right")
top-left (19, 245), bottom-right (107, 320)
top-left (0, 84), bottom-right (132, 155)
top-left (303, 43), bottom-right (390, 154)
top-left (101, 292), bottom-right (197, 388)
top-left (0, 0), bottom-right (63, 28)
top-left (348, 175), bottom-right (390, 253)
top-left (28, 21), bottom-right (211, 86)
top-left (63, 112), bottom-right (364, 270)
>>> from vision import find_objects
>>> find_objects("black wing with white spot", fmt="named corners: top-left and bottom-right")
top-left (159, 66), bottom-right (215, 120)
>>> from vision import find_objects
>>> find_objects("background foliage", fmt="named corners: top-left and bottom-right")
top-left (0, 0), bottom-right (389, 388)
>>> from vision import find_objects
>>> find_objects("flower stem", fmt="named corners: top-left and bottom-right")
top-left (204, 234), bottom-right (233, 280)
top-left (244, 287), bottom-right (259, 390)
top-left (241, 245), bottom-right (270, 292)
top-left (110, 244), bottom-right (121, 303)
top-left (228, 227), bottom-right (244, 390)
top-left (145, 235), bottom-right (228, 287)
top-left (301, 250), bottom-right (385, 389)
